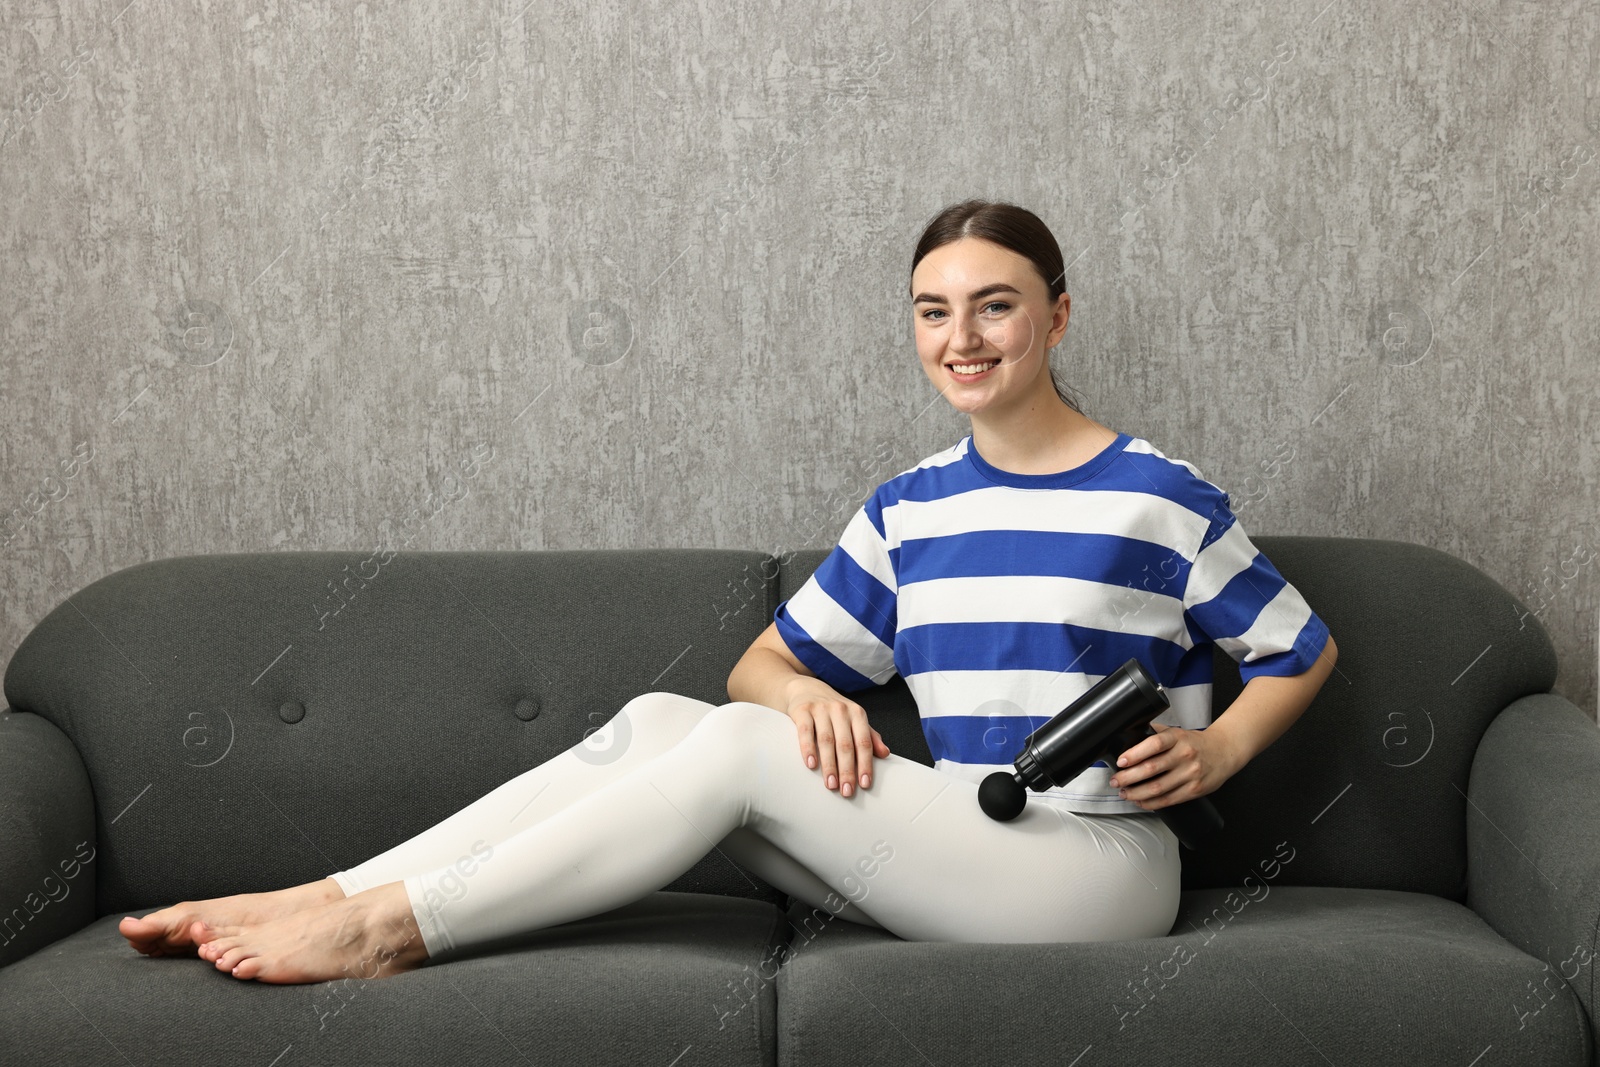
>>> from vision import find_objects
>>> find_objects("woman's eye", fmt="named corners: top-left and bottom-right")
top-left (919, 302), bottom-right (1010, 321)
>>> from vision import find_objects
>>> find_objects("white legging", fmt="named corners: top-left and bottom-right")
top-left (328, 692), bottom-right (1182, 961)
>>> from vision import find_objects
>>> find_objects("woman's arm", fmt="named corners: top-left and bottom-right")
top-left (727, 621), bottom-right (892, 797)
top-left (1111, 635), bottom-right (1340, 808)
top-left (727, 621), bottom-right (818, 711)
top-left (1207, 634), bottom-right (1339, 772)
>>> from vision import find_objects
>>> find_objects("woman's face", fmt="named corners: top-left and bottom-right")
top-left (910, 236), bottom-right (1070, 419)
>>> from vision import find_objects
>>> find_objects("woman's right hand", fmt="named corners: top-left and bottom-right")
top-left (783, 677), bottom-right (890, 798)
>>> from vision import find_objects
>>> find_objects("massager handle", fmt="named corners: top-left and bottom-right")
top-left (1105, 715), bottom-right (1225, 852)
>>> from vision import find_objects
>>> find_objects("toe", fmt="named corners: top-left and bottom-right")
top-left (202, 937), bottom-right (236, 964)
top-left (194, 921), bottom-right (241, 949)
top-left (138, 906), bottom-right (192, 943)
top-left (230, 957), bottom-right (263, 980)
top-left (218, 945), bottom-right (252, 970)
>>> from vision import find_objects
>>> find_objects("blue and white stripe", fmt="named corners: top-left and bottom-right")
top-left (774, 432), bottom-right (1330, 815)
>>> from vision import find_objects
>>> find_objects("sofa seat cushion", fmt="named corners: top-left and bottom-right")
top-left (775, 886), bottom-right (1588, 1067)
top-left (0, 892), bottom-right (788, 1067)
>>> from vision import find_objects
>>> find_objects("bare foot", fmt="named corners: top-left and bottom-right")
top-left (118, 877), bottom-right (346, 958)
top-left (193, 881), bottom-right (428, 984)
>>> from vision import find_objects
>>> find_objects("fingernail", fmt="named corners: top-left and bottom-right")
top-left (827, 774), bottom-right (836, 789)
top-left (843, 783), bottom-right (853, 797)
top-left (861, 774), bottom-right (870, 788)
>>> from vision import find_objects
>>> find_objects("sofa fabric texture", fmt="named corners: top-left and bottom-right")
top-left (0, 539), bottom-right (1591, 1066)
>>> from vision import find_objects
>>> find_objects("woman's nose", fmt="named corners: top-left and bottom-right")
top-left (949, 313), bottom-right (985, 347)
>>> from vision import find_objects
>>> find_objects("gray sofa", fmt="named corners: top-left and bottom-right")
top-left (0, 538), bottom-right (1594, 1066)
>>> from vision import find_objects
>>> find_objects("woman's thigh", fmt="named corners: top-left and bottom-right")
top-left (706, 701), bottom-right (1182, 944)
top-left (621, 695), bottom-right (886, 927)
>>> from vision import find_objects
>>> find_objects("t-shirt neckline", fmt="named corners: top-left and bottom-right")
top-left (963, 430), bottom-right (1132, 489)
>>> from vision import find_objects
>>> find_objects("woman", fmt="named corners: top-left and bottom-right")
top-left (118, 199), bottom-right (1337, 983)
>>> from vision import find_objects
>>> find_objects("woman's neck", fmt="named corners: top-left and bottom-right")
top-left (969, 404), bottom-right (1114, 476)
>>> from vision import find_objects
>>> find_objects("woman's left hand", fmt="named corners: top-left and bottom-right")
top-left (1108, 723), bottom-right (1241, 811)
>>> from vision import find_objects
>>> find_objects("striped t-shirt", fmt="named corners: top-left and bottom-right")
top-left (772, 430), bottom-right (1331, 816)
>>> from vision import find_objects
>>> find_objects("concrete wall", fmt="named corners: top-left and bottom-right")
top-left (2, 1), bottom-right (1596, 713)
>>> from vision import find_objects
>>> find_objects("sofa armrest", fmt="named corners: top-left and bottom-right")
top-left (0, 709), bottom-right (97, 970)
top-left (1467, 692), bottom-right (1600, 1027)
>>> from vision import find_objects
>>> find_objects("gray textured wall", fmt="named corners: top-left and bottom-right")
top-left (2, 2), bottom-right (1596, 714)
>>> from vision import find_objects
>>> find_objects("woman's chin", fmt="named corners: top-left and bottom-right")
top-left (946, 391), bottom-right (1003, 416)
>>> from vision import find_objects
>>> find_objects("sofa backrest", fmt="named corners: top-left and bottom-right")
top-left (3, 549), bottom-right (791, 917)
top-left (2, 537), bottom-right (1560, 918)
top-left (777, 535), bottom-right (1559, 900)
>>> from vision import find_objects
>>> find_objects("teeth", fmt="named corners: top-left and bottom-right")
top-left (950, 361), bottom-right (997, 375)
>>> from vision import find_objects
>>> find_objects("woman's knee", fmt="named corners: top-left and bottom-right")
top-left (699, 700), bottom-right (791, 736)
top-left (673, 702), bottom-right (797, 761)
top-left (616, 691), bottom-right (720, 733)
top-left (578, 692), bottom-right (718, 765)
top-left (621, 691), bottom-right (714, 716)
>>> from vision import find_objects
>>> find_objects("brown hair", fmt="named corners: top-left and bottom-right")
top-left (908, 199), bottom-right (1086, 414)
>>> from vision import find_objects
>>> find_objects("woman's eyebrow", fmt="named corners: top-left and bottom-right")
top-left (911, 283), bottom-right (1022, 305)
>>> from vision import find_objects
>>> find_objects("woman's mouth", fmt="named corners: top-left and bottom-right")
top-left (947, 360), bottom-right (998, 381)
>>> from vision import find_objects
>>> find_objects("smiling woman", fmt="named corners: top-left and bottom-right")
top-left (117, 199), bottom-right (1333, 983)
top-left (876, 200), bottom-right (1333, 813)
top-left (907, 201), bottom-right (1116, 475)
top-left (911, 201), bottom-right (1083, 386)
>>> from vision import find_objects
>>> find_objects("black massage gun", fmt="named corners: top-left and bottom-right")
top-left (978, 657), bottom-right (1226, 851)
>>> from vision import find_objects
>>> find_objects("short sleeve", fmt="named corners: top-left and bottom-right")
top-left (1182, 486), bottom-right (1330, 683)
top-left (772, 490), bottom-right (899, 694)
